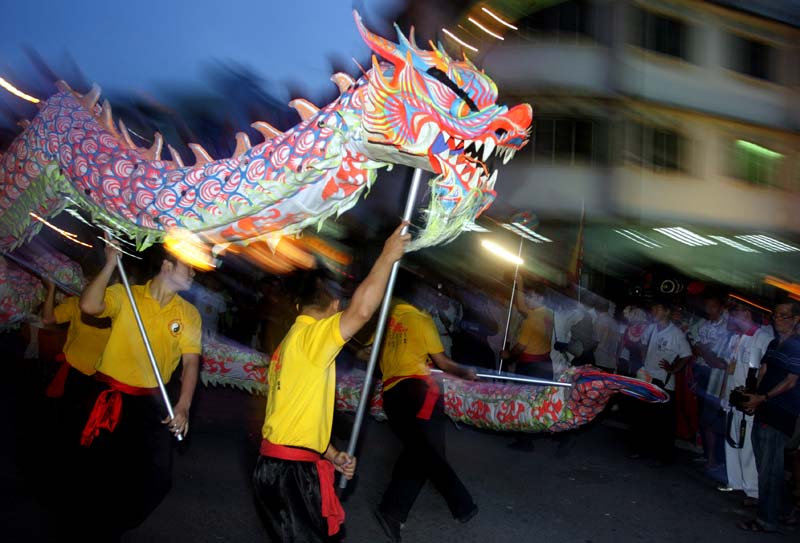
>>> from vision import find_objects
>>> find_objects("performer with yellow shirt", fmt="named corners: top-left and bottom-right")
top-left (254, 221), bottom-right (410, 542)
top-left (76, 241), bottom-right (202, 539)
top-left (375, 286), bottom-right (478, 543)
top-left (42, 279), bottom-right (111, 399)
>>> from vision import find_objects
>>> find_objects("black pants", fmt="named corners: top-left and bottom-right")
top-left (516, 360), bottom-right (554, 380)
top-left (253, 456), bottom-right (333, 543)
top-left (379, 378), bottom-right (475, 523)
top-left (64, 379), bottom-right (173, 540)
top-left (631, 387), bottom-right (676, 463)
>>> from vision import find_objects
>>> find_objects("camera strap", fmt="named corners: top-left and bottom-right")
top-left (725, 409), bottom-right (747, 449)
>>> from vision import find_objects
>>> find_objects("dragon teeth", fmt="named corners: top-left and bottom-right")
top-left (471, 169), bottom-right (482, 185)
top-left (442, 132), bottom-right (450, 143)
top-left (455, 163), bottom-right (466, 175)
top-left (474, 140), bottom-right (483, 154)
top-left (482, 139), bottom-right (495, 162)
top-left (502, 148), bottom-right (512, 165)
top-left (488, 170), bottom-right (498, 188)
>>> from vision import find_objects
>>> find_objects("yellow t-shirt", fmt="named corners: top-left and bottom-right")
top-left (53, 296), bottom-right (111, 375)
top-left (96, 282), bottom-right (202, 388)
top-left (518, 306), bottom-right (553, 356)
top-left (261, 313), bottom-right (345, 454)
top-left (380, 302), bottom-right (444, 392)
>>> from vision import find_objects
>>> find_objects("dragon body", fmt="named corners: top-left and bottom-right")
top-left (0, 12), bottom-right (531, 255)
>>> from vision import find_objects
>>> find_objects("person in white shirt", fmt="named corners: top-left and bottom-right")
top-left (719, 299), bottom-right (773, 501)
top-left (629, 299), bottom-right (692, 464)
top-left (592, 298), bottom-right (620, 372)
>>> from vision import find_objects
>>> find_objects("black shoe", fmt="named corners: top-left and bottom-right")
top-left (375, 509), bottom-right (402, 542)
top-left (457, 503), bottom-right (479, 524)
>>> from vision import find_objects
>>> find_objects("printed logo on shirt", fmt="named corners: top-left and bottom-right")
top-left (168, 319), bottom-right (183, 337)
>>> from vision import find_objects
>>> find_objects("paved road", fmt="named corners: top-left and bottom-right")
top-left (3, 352), bottom-right (797, 542)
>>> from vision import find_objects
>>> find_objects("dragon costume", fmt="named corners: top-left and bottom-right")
top-left (0, 12), bottom-right (666, 431)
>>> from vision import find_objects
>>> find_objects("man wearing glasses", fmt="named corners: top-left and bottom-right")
top-left (738, 299), bottom-right (800, 532)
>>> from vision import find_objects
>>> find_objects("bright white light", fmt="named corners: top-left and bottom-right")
top-left (708, 236), bottom-right (760, 253)
top-left (482, 239), bottom-right (524, 265)
top-left (481, 7), bottom-right (518, 30)
top-left (511, 222), bottom-right (552, 242)
top-left (441, 28), bottom-right (479, 52)
top-left (463, 223), bottom-right (491, 232)
top-left (653, 227), bottom-right (716, 247)
top-left (735, 235), bottom-right (799, 253)
top-left (615, 229), bottom-right (661, 248)
top-left (468, 17), bottom-right (505, 40)
top-left (0, 77), bottom-right (40, 103)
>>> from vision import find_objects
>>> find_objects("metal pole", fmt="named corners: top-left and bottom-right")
top-left (430, 368), bottom-right (571, 388)
top-left (498, 236), bottom-right (524, 374)
top-left (114, 254), bottom-right (182, 442)
top-left (339, 167), bottom-right (424, 489)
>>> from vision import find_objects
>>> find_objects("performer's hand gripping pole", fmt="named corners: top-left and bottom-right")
top-left (339, 168), bottom-right (424, 489)
top-left (113, 253), bottom-right (183, 442)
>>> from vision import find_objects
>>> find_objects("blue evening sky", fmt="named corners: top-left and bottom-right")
top-left (0, 0), bottom-right (405, 113)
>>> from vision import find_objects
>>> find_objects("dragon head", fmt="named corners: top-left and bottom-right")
top-left (353, 12), bottom-right (532, 248)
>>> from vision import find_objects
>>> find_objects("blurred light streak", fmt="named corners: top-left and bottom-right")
top-left (764, 276), bottom-right (800, 300)
top-left (615, 229), bottom-right (660, 248)
top-left (163, 228), bottom-right (217, 271)
top-left (736, 235), bottom-right (798, 253)
top-left (708, 235), bottom-right (759, 253)
top-left (463, 223), bottom-right (490, 232)
top-left (500, 223), bottom-right (541, 243)
top-left (29, 212), bottom-right (93, 248)
top-left (736, 140), bottom-right (783, 160)
top-left (481, 239), bottom-right (524, 265)
top-left (728, 293), bottom-right (772, 314)
top-left (0, 77), bottom-right (40, 103)
top-left (467, 17), bottom-right (505, 40)
top-left (441, 28), bottom-right (478, 52)
top-left (512, 222), bottom-right (551, 242)
top-left (653, 227), bottom-right (716, 247)
top-left (481, 7), bottom-right (518, 30)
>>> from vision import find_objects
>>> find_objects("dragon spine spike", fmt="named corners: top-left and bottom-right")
top-left (408, 26), bottom-right (419, 48)
top-left (188, 143), bottom-right (213, 165)
top-left (117, 119), bottom-right (137, 149)
top-left (17, 119), bottom-right (31, 129)
top-left (250, 121), bottom-right (283, 141)
top-left (167, 145), bottom-right (184, 167)
top-left (54, 80), bottom-right (75, 94)
top-left (81, 84), bottom-right (102, 111)
top-left (331, 73), bottom-right (355, 94)
top-left (288, 99), bottom-right (319, 121)
top-left (100, 100), bottom-right (120, 139)
top-left (233, 132), bottom-right (252, 158)
top-left (144, 132), bottom-right (164, 161)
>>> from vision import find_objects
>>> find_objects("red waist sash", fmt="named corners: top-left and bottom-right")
top-left (259, 440), bottom-right (345, 536)
top-left (45, 353), bottom-right (69, 398)
top-left (519, 352), bottom-right (551, 363)
top-left (80, 373), bottom-right (157, 447)
top-left (383, 374), bottom-right (440, 420)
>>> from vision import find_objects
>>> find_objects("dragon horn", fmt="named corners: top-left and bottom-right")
top-left (331, 73), bottom-right (355, 94)
top-left (353, 10), bottom-right (405, 67)
top-left (288, 99), bottom-right (320, 121)
top-left (251, 121), bottom-right (283, 142)
top-left (233, 132), bottom-right (251, 158)
top-left (408, 26), bottom-right (419, 48)
top-left (188, 143), bottom-right (213, 165)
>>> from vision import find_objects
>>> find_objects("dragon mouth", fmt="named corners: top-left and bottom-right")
top-left (427, 130), bottom-right (519, 193)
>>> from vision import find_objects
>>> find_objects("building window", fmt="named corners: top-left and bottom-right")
top-left (728, 35), bottom-right (775, 82)
top-left (629, 7), bottom-right (688, 61)
top-left (517, 1), bottom-right (593, 43)
top-left (625, 122), bottom-right (688, 173)
top-left (532, 117), bottom-right (609, 166)
top-left (729, 140), bottom-right (782, 186)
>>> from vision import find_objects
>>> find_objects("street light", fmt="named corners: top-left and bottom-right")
top-left (481, 239), bottom-right (524, 265)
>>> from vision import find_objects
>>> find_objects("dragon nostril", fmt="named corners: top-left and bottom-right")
top-left (495, 128), bottom-right (508, 138)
